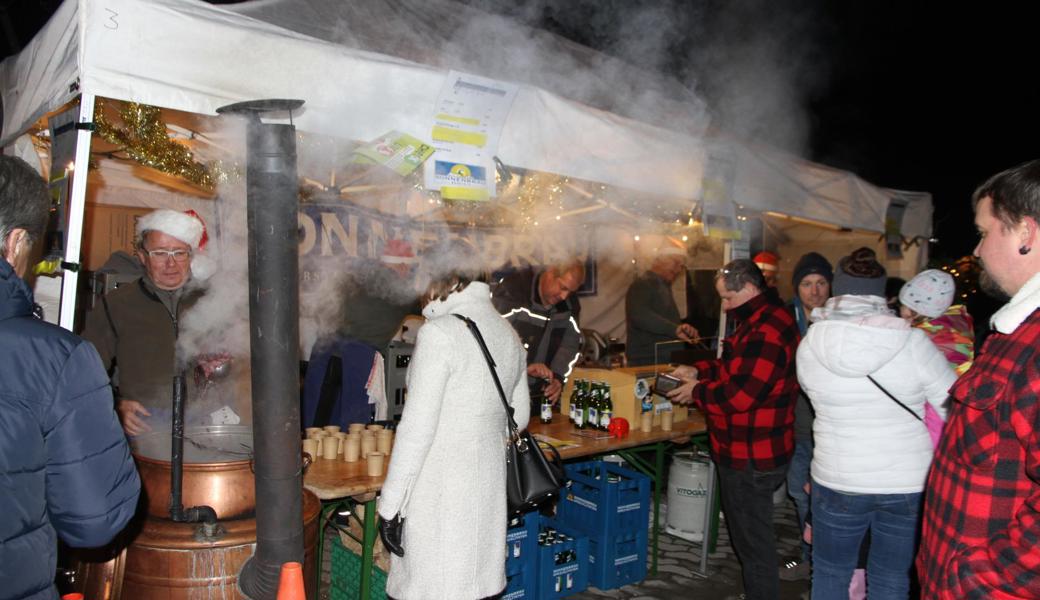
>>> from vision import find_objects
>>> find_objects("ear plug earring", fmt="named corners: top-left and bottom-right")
top-left (1020, 246), bottom-right (1031, 255)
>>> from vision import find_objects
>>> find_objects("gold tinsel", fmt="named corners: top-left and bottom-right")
top-left (93, 100), bottom-right (235, 190)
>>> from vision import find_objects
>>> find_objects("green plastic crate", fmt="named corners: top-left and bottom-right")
top-left (330, 537), bottom-right (388, 600)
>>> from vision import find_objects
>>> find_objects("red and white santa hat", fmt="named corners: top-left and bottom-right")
top-left (380, 239), bottom-right (417, 264)
top-left (753, 250), bottom-right (780, 273)
top-left (137, 209), bottom-right (208, 250)
top-left (136, 209), bottom-right (215, 280)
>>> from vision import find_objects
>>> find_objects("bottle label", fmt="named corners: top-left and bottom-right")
top-left (600, 410), bottom-right (612, 428)
top-left (588, 407), bottom-right (599, 423)
top-left (541, 402), bottom-right (552, 422)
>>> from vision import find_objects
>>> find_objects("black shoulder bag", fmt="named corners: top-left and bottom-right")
top-left (454, 314), bottom-right (567, 516)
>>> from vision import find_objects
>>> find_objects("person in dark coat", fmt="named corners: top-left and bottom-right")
top-left (0, 156), bottom-right (141, 600)
top-left (491, 261), bottom-right (584, 405)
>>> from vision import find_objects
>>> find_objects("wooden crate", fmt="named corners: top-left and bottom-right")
top-left (561, 366), bottom-right (687, 428)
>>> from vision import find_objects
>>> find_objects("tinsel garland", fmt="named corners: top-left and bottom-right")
top-left (93, 100), bottom-right (234, 190)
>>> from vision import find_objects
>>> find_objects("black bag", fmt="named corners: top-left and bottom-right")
top-left (455, 315), bottom-right (567, 516)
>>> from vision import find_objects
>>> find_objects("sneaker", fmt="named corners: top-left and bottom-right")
top-left (779, 558), bottom-right (811, 581)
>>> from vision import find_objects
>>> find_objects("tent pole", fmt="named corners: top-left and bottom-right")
top-left (58, 93), bottom-right (95, 331)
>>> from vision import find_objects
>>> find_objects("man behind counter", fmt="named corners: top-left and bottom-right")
top-left (625, 242), bottom-right (699, 367)
top-left (82, 208), bottom-right (214, 436)
top-left (492, 260), bottom-right (585, 405)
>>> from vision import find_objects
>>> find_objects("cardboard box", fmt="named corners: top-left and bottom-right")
top-left (561, 366), bottom-right (687, 428)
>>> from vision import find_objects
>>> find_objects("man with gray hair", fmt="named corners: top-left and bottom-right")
top-left (82, 208), bottom-right (214, 435)
top-left (0, 155), bottom-right (140, 599)
top-left (667, 258), bottom-right (800, 600)
top-left (625, 243), bottom-right (699, 366)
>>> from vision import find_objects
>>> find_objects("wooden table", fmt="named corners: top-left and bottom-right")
top-left (303, 412), bottom-right (708, 596)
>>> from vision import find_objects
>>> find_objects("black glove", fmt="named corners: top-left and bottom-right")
top-left (379, 513), bottom-right (405, 557)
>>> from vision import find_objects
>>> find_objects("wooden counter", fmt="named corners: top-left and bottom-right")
top-left (303, 410), bottom-right (707, 500)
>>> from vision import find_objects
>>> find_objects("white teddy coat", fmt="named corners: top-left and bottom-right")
top-left (797, 295), bottom-right (957, 494)
top-left (378, 282), bottom-right (530, 600)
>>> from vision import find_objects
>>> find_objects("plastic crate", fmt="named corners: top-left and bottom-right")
top-left (559, 461), bottom-right (651, 539)
top-left (506, 511), bottom-right (540, 575)
top-left (586, 529), bottom-right (648, 590)
top-left (502, 565), bottom-right (535, 600)
top-left (534, 518), bottom-right (589, 600)
top-left (330, 536), bottom-right (388, 600)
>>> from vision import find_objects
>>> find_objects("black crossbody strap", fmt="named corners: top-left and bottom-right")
top-left (867, 375), bottom-right (923, 422)
top-left (453, 314), bottom-right (519, 433)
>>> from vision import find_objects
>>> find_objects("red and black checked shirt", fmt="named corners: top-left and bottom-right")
top-left (691, 291), bottom-right (800, 471)
top-left (918, 309), bottom-right (1040, 599)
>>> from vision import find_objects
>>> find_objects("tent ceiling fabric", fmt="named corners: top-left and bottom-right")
top-left (0, 0), bottom-right (931, 237)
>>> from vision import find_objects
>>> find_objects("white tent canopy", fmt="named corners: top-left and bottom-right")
top-left (1, 0), bottom-right (933, 332)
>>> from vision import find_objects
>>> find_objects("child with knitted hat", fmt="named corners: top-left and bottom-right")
top-left (899, 269), bottom-right (975, 375)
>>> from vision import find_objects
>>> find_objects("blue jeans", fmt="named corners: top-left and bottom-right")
top-left (786, 439), bottom-right (812, 561)
top-left (718, 462), bottom-right (789, 600)
top-left (810, 481), bottom-right (922, 600)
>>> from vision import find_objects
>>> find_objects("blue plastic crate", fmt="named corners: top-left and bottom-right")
top-left (586, 529), bottom-right (648, 590)
top-left (506, 511), bottom-right (540, 575)
top-left (502, 565), bottom-right (535, 600)
top-left (534, 518), bottom-right (589, 600)
top-left (559, 461), bottom-right (651, 539)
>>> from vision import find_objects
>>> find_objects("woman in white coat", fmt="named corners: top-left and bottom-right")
top-left (796, 248), bottom-right (956, 600)
top-left (378, 260), bottom-right (530, 600)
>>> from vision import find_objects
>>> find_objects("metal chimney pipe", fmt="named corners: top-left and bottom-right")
top-left (219, 99), bottom-right (306, 600)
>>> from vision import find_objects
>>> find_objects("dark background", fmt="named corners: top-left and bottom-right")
top-left (3, 0), bottom-right (1037, 261)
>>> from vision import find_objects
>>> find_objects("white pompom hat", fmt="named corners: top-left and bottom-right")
top-left (899, 269), bottom-right (955, 319)
top-left (136, 209), bottom-right (214, 281)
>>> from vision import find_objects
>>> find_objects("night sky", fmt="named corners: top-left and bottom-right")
top-left (4, 1), bottom-right (1037, 261)
top-left (522, 0), bottom-right (1040, 261)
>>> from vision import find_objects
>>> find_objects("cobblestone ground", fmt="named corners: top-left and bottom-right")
top-left (320, 496), bottom-right (811, 600)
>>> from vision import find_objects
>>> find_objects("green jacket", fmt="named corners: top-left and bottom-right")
top-left (81, 277), bottom-right (202, 412)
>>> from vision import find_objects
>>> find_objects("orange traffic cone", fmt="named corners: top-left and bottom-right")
top-left (276, 561), bottom-right (306, 600)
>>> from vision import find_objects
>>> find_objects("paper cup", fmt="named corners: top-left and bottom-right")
top-left (661, 410), bottom-right (674, 431)
top-left (302, 438), bottom-right (318, 459)
top-left (361, 435), bottom-right (376, 458)
top-left (376, 431), bottom-right (393, 455)
top-left (367, 452), bottom-right (385, 477)
top-left (322, 436), bottom-right (340, 460)
top-left (323, 425), bottom-right (342, 434)
top-left (348, 423), bottom-right (366, 434)
top-left (366, 424), bottom-right (385, 432)
top-left (344, 437), bottom-right (361, 462)
top-left (304, 427), bottom-right (322, 437)
top-left (640, 411), bottom-right (654, 433)
top-left (310, 436), bottom-right (324, 457)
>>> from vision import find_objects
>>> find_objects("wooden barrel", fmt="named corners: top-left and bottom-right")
top-left (72, 490), bottom-right (321, 600)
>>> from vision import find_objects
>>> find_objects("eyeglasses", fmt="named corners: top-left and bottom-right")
top-left (145, 249), bottom-right (191, 263)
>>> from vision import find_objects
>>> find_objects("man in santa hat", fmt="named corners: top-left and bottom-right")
top-left (82, 208), bottom-right (214, 436)
top-left (754, 250), bottom-right (780, 289)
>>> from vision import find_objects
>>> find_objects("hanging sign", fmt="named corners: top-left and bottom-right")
top-left (424, 71), bottom-right (518, 201)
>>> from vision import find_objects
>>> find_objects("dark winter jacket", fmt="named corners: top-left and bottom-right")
top-left (81, 277), bottom-right (202, 413)
top-left (0, 258), bottom-right (141, 600)
top-left (491, 267), bottom-right (582, 383)
top-left (625, 271), bottom-right (684, 366)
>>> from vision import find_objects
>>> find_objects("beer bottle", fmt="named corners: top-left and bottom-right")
top-left (586, 383), bottom-right (599, 430)
top-left (540, 392), bottom-right (553, 424)
top-left (574, 378), bottom-right (582, 426)
top-left (573, 382), bottom-right (585, 429)
top-left (600, 382), bottom-right (613, 430)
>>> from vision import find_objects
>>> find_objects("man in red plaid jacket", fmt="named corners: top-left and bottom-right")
top-left (918, 159), bottom-right (1040, 598)
top-left (669, 258), bottom-right (800, 600)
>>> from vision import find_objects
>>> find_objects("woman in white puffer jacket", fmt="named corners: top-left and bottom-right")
top-left (796, 248), bottom-right (956, 600)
